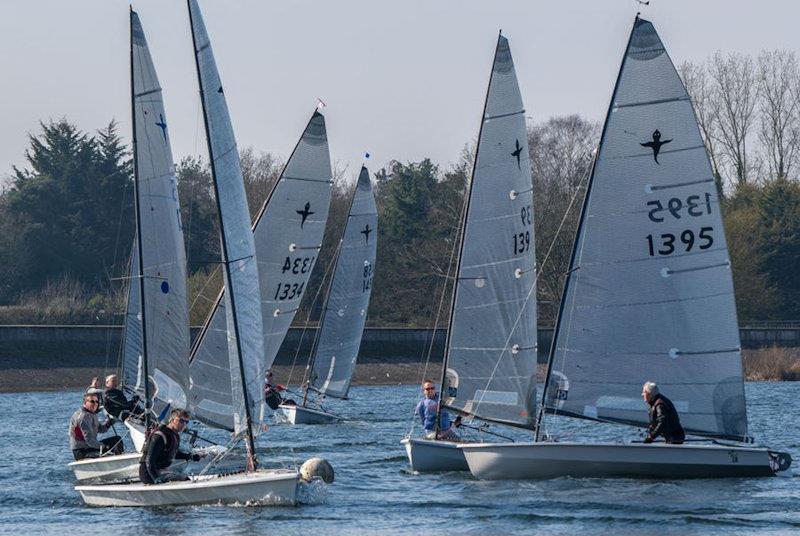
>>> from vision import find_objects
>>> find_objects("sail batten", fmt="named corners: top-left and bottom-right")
top-left (440, 35), bottom-right (538, 428)
top-left (543, 18), bottom-right (748, 441)
top-left (308, 166), bottom-right (378, 400)
top-left (125, 12), bottom-right (190, 413)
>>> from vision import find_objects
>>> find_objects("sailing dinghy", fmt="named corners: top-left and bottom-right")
top-left (403, 33), bottom-right (538, 472)
top-left (70, 8), bottom-right (190, 484)
top-left (191, 107), bottom-right (332, 430)
top-left (77, 1), bottom-right (330, 505)
top-left (277, 166), bottom-right (378, 425)
top-left (460, 16), bottom-right (793, 480)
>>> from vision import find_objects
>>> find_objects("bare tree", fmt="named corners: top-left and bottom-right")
top-left (757, 49), bottom-right (800, 180)
top-left (707, 52), bottom-right (761, 186)
top-left (528, 115), bottom-right (599, 324)
top-left (680, 61), bottom-right (725, 197)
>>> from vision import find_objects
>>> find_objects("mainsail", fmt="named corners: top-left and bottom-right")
top-left (308, 166), bottom-right (378, 399)
top-left (187, 0), bottom-right (265, 441)
top-left (126, 12), bottom-right (190, 412)
top-left (441, 35), bottom-right (538, 428)
top-left (121, 241), bottom-right (141, 391)
top-left (543, 17), bottom-right (748, 441)
top-left (189, 110), bottom-right (333, 430)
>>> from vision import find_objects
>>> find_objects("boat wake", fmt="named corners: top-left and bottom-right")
top-left (297, 478), bottom-right (328, 505)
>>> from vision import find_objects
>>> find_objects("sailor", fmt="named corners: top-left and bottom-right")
top-left (86, 376), bottom-right (103, 395)
top-left (102, 374), bottom-right (142, 420)
top-left (642, 381), bottom-right (686, 444)
top-left (265, 370), bottom-right (294, 409)
top-left (415, 379), bottom-right (461, 441)
top-left (139, 408), bottom-right (203, 484)
top-left (68, 392), bottom-right (124, 460)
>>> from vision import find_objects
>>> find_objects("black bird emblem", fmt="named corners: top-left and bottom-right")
top-left (296, 202), bottom-right (314, 229)
top-left (511, 139), bottom-right (523, 170)
top-left (640, 129), bottom-right (672, 164)
top-left (361, 224), bottom-right (372, 244)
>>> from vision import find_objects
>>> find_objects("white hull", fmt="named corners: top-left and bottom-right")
top-left (275, 404), bottom-right (341, 425)
top-left (460, 441), bottom-right (789, 480)
top-left (69, 452), bottom-right (141, 483)
top-left (401, 437), bottom-right (469, 472)
top-left (68, 418), bottom-right (147, 483)
top-left (75, 469), bottom-right (299, 507)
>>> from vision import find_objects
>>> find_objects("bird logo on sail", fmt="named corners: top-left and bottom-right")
top-left (640, 129), bottom-right (672, 164)
top-left (511, 139), bottom-right (523, 170)
top-left (361, 224), bottom-right (372, 244)
top-left (155, 114), bottom-right (168, 142)
top-left (296, 202), bottom-right (315, 229)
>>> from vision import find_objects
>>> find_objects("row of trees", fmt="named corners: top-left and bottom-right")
top-left (1, 49), bottom-right (799, 324)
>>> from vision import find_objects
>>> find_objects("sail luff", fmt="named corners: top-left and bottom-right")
top-left (121, 240), bottom-right (142, 392)
top-left (130, 10), bottom-right (191, 422)
top-left (543, 17), bottom-right (748, 441)
top-left (306, 166), bottom-right (378, 400)
top-left (188, 110), bottom-right (332, 431)
top-left (434, 35), bottom-right (499, 435)
top-left (533, 22), bottom-right (637, 440)
top-left (129, 10), bottom-right (151, 428)
top-left (187, 0), bottom-right (263, 470)
top-left (437, 33), bottom-right (538, 431)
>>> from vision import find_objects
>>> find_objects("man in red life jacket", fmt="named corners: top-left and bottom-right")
top-left (139, 408), bottom-right (203, 484)
top-left (68, 392), bottom-right (123, 460)
top-left (642, 381), bottom-right (686, 444)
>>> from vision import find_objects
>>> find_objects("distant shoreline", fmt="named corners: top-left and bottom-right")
top-left (3, 347), bottom-right (800, 394)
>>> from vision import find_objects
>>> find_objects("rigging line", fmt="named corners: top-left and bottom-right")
top-left (284, 237), bottom-right (343, 392)
top-left (470, 166), bottom-right (589, 426)
top-left (407, 177), bottom-right (467, 434)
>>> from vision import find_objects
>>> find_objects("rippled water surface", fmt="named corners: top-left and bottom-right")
top-left (1, 383), bottom-right (798, 535)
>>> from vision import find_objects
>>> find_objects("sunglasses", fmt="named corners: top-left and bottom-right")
top-left (87, 399), bottom-right (99, 404)
top-left (178, 418), bottom-right (190, 424)
top-left (423, 387), bottom-right (435, 391)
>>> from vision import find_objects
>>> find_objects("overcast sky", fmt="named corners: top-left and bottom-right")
top-left (1, 0), bottom-right (798, 185)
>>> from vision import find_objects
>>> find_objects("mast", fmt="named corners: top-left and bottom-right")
top-left (434, 32), bottom-right (501, 437)
top-left (187, 0), bottom-right (257, 471)
top-left (301, 168), bottom-right (361, 407)
top-left (533, 15), bottom-right (638, 441)
top-left (129, 7), bottom-right (151, 430)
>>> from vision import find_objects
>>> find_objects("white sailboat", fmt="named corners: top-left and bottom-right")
top-left (190, 108), bottom-right (332, 430)
top-left (277, 165), bottom-right (378, 425)
top-left (460, 16), bottom-right (793, 480)
top-left (403, 33), bottom-right (538, 472)
top-left (77, 1), bottom-right (329, 505)
top-left (69, 7), bottom-right (190, 484)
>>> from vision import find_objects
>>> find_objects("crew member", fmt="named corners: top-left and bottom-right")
top-left (415, 379), bottom-right (461, 441)
top-left (69, 393), bottom-right (123, 460)
top-left (139, 408), bottom-right (203, 484)
top-left (642, 381), bottom-right (686, 444)
top-left (102, 374), bottom-right (142, 419)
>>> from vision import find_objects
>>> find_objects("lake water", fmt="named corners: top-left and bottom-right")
top-left (1, 383), bottom-right (798, 535)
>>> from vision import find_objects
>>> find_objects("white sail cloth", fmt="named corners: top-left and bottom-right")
top-left (309, 166), bottom-right (378, 399)
top-left (190, 111), bottom-right (332, 430)
top-left (442, 35), bottom-right (538, 428)
top-left (545, 18), bottom-right (748, 441)
top-left (187, 0), bottom-right (265, 436)
top-left (123, 13), bottom-right (190, 412)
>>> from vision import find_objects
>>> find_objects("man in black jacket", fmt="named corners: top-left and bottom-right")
top-left (102, 374), bottom-right (142, 420)
top-left (139, 408), bottom-right (203, 484)
top-left (642, 381), bottom-right (686, 444)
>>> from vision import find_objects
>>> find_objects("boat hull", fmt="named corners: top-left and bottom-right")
top-left (75, 469), bottom-right (300, 507)
top-left (401, 437), bottom-right (469, 472)
top-left (275, 404), bottom-right (341, 425)
top-left (69, 452), bottom-right (141, 483)
top-left (460, 441), bottom-right (789, 480)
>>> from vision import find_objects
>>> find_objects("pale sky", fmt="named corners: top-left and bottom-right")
top-left (1, 0), bottom-right (798, 185)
